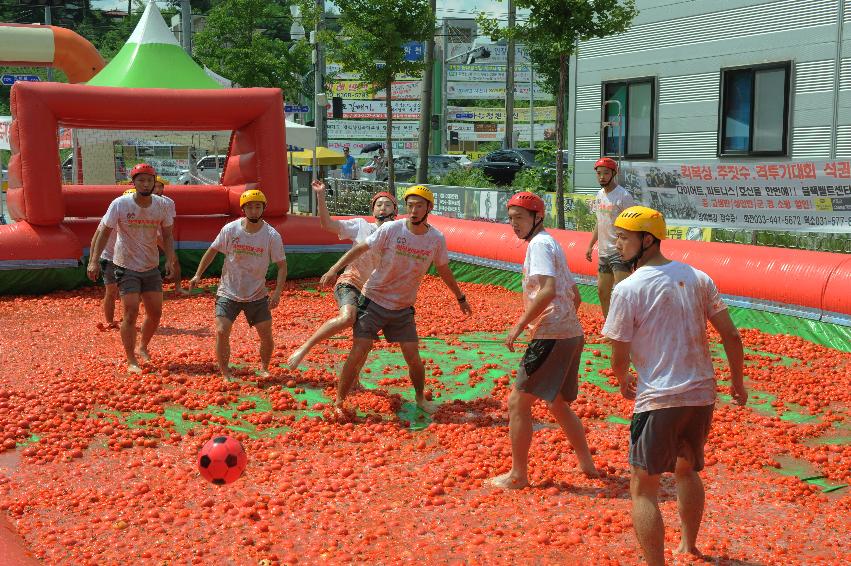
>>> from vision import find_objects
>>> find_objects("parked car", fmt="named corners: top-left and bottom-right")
top-left (424, 155), bottom-right (467, 178)
top-left (360, 156), bottom-right (416, 182)
top-left (178, 154), bottom-right (227, 185)
top-left (471, 149), bottom-right (540, 184)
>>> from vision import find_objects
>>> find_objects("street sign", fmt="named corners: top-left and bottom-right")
top-left (285, 104), bottom-right (310, 113)
top-left (1, 74), bottom-right (40, 86)
top-left (403, 41), bottom-right (424, 62)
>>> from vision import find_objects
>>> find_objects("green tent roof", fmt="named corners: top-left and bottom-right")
top-left (88, 1), bottom-right (221, 89)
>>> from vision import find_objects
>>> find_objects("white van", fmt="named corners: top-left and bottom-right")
top-left (178, 155), bottom-right (227, 185)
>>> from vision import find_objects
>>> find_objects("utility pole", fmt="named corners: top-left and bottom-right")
top-left (180, 0), bottom-right (192, 55)
top-left (440, 19), bottom-right (448, 154)
top-left (44, 5), bottom-right (53, 81)
top-left (503, 0), bottom-right (516, 149)
top-left (314, 0), bottom-right (327, 149)
top-left (529, 66), bottom-right (535, 148)
top-left (416, 0), bottom-right (437, 183)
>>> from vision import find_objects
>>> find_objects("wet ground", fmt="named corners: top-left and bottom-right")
top-left (0, 277), bottom-right (848, 564)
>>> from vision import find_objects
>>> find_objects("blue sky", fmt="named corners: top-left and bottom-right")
top-left (92, 1), bottom-right (517, 22)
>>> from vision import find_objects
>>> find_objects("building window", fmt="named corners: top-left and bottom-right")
top-left (601, 78), bottom-right (655, 159)
top-left (719, 62), bottom-right (790, 156)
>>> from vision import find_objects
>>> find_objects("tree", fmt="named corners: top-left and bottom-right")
top-left (480, 0), bottom-right (637, 228)
top-left (194, 0), bottom-right (311, 99)
top-left (326, 0), bottom-right (434, 192)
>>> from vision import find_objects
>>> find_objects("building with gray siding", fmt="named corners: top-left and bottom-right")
top-left (568, 0), bottom-right (850, 193)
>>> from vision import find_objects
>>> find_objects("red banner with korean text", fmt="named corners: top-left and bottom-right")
top-left (620, 161), bottom-right (851, 233)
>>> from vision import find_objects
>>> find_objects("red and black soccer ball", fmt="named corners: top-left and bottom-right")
top-left (197, 435), bottom-right (247, 485)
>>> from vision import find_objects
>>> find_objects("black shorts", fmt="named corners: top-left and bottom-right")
top-left (334, 283), bottom-right (361, 308)
top-left (215, 296), bottom-right (273, 327)
top-left (114, 266), bottom-right (162, 296)
top-left (515, 336), bottom-right (584, 402)
top-left (629, 404), bottom-right (714, 475)
top-left (353, 297), bottom-right (418, 343)
top-left (100, 258), bottom-right (117, 286)
top-left (598, 253), bottom-right (631, 274)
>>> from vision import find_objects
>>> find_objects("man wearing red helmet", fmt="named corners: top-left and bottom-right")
top-left (87, 163), bottom-right (177, 374)
top-left (489, 192), bottom-right (598, 489)
top-left (586, 157), bottom-right (636, 319)
top-left (286, 180), bottom-right (398, 369)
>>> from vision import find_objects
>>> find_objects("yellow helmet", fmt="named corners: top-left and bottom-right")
top-left (123, 188), bottom-right (137, 195)
top-left (155, 176), bottom-right (168, 186)
top-left (239, 189), bottom-right (267, 208)
top-left (614, 206), bottom-right (667, 240)
top-left (403, 185), bottom-right (434, 205)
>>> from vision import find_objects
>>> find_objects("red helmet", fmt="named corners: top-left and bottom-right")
top-left (130, 163), bottom-right (157, 179)
top-left (594, 157), bottom-right (618, 173)
top-left (371, 191), bottom-right (397, 211)
top-left (506, 191), bottom-right (545, 214)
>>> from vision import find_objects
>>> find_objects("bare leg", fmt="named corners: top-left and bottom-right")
top-left (137, 291), bottom-right (162, 363)
top-left (630, 466), bottom-right (665, 566)
top-left (548, 394), bottom-right (599, 477)
top-left (597, 271), bottom-right (614, 319)
top-left (488, 389), bottom-right (535, 489)
top-left (255, 319), bottom-right (274, 377)
top-left (287, 305), bottom-right (356, 369)
top-left (337, 337), bottom-right (373, 407)
top-left (399, 341), bottom-right (431, 412)
top-left (215, 316), bottom-right (234, 379)
top-left (103, 283), bottom-right (119, 326)
top-left (120, 292), bottom-right (142, 373)
top-left (674, 452), bottom-right (705, 557)
top-left (172, 261), bottom-right (188, 295)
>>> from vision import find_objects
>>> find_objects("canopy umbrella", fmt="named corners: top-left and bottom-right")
top-left (289, 147), bottom-right (346, 166)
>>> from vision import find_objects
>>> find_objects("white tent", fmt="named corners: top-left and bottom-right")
top-left (285, 120), bottom-right (315, 150)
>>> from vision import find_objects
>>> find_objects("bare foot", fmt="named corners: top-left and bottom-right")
top-left (351, 380), bottom-right (365, 392)
top-left (415, 396), bottom-right (437, 414)
top-left (486, 472), bottom-right (529, 490)
top-left (107, 321), bottom-right (120, 330)
top-left (136, 348), bottom-right (152, 364)
top-left (580, 462), bottom-right (600, 478)
top-left (127, 362), bottom-right (143, 374)
top-left (333, 405), bottom-right (355, 422)
top-left (286, 348), bottom-right (306, 371)
top-left (674, 545), bottom-right (705, 559)
top-left (257, 368), bottom-right (271, 378)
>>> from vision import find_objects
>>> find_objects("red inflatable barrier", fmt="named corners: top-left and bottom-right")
top-left (428, 217), bottom-right (851, 317)
top-left (62, 185), bottom-right (231, 218)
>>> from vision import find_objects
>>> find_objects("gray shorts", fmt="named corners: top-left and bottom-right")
top-left (515, 336), bottom-right (584, 402)
top-left (354, 297), bottom-right (418, 343)
top-left (334, 283), bottom-right (362, 308)
top-left (599, 253), bottom-right (631, 274)
top-left (100, 258), bottom-right (117, 286)
top-left (114, 266), bottom-right (162, 296)
top-left (215, 296), bottom-right (272, 327)
top-left (629, 404), bottom-right (714, 475)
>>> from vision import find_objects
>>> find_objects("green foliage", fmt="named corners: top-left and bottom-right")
top-left (571, 198), bottom-right (596, 232)
top-left (194, 0), bottom-right (311, 97)
top-left (326, 0), bottom-right (434, 91)
top-left (438, 167), bottom-right (496, 189)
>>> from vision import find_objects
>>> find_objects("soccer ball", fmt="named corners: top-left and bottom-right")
top-left (197, 435), bottom-right (247, 485)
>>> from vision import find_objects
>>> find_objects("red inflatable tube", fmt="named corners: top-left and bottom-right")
top-left (428, 217), bottom-right (851, 316)
top-left (0, 222), bottom-right (80, 262)
top-left (62, 185), bottom-right (231, 218)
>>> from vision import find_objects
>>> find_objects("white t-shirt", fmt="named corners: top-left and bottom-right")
top-left (335, 218), bottom-right (378, 290)
top-left (602, 261), bottom-right (728, 413)
top-left (362, 219), bottom-right (449, 310)
top-left (593, 185), bottom-right (635, 256)
top-left (102, 194), bottom-right (174, 272)
top-left (98, 220), bottom-right (117, 262)
top-left (211, 220), bottom-right (286, 302)
top-left (523, 232), bottom-right (583, 340)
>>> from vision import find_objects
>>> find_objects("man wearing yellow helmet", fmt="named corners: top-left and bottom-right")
top-left (89, 187), bottom-right (137, 329)
top-left (286, 179), bottom-right (398, 370)
top-left (602, 206), bottom-right (747, 566)
top-left (150, 176), bottom-right (185, 293)
top-left (319, 184), bottom-right (472, 415)
top-left (189, 189), bottom-right (287, 380)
